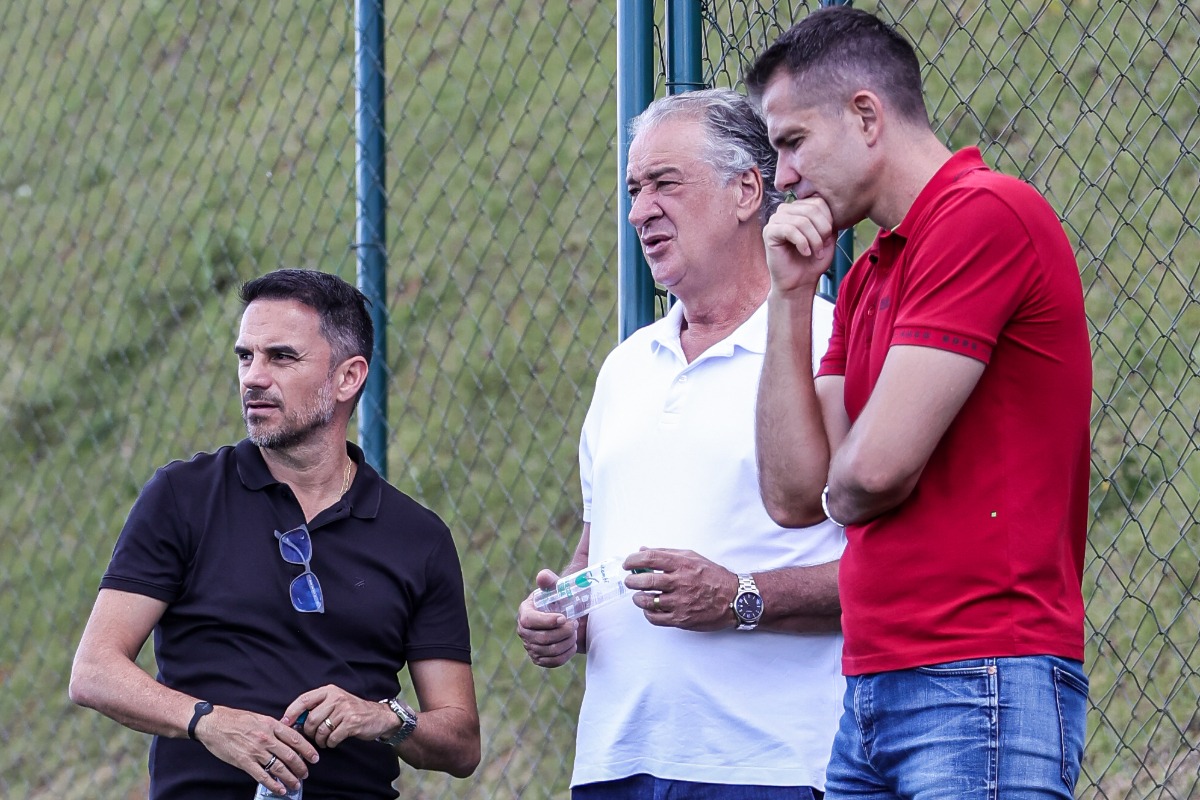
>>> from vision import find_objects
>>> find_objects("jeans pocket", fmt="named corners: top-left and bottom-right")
top-left (1053, 663), bottom-right (1089, 790)
top-left (915, 657), bottom-right (993, 677)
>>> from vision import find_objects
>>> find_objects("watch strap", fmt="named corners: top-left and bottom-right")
top-left (732, 573), bottom-right (763, 631)
top-left (187, 700), bottom-right (213, 740)
top-left (377, 697), bottom-right (418, 746)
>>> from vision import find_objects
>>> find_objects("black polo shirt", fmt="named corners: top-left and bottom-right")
top-left (101, 439), bottom-right (471, 799)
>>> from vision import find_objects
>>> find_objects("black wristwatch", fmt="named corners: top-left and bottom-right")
top-left (377, 697), bottom-right (418, 746)
top-left (731, 573), bottom-right (764, 631)
top-left (187, 700), bottom-right (214, 740)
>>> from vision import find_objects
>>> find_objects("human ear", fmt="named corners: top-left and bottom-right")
top-left (850, 91), bottom-right (882, 145)
top-left (334, 356), bottom-right (369, 403)
top-left (734, 166), bottom-right (764, 223)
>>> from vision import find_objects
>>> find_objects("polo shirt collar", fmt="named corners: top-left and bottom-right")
top-left (648, 297), bottom-right (768, 359)
top-left (234, 438), bottom-right (382, 519)
top-left (893, 147), bottom-right (988, 240)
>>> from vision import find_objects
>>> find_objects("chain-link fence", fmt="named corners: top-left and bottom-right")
top-left (1, 0), bottom-right (1196, 798)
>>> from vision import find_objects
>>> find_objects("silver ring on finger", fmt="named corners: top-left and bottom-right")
top-left (261, 754), bottom-right (278, 771)
top-left (323, 717), bottom-right (335, 731)
top-left (652, 595), bottom-right (661, 611)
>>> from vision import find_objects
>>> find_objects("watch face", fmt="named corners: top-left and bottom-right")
top-left (734, 592), bottom-right (763, 622)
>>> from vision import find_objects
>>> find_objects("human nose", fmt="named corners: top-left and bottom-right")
top-left (774, 156), bottom-right (800, 193)
top-left (240, 354), bottom-right (271, 388)
top-left (627, 188), bottom-right (660, 229)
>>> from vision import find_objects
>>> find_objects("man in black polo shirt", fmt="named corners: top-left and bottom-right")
top-left (70, 269), bottom-right (480, 799)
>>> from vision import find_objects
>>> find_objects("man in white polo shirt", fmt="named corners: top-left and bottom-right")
top-left (517, 89), bottom-right (845, 799)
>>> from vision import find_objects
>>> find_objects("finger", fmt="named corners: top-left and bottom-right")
top-left (276, 723), bottom-right (320, 764)
top-left (773, 196), bottom-right (834, 229)
top-left (281, 687), bottom-right (327, 727)
top-left (517, 605), bottom-right (571, 634)
top-left (321, 715), bottom-right (343, 748)
top-left (764, 218), bottom-right (826, 258)
top-left (518, 618), bottom-right (575, 644)
top-left (635, 590), bottom-right (666, 614)
top-left (257, 753), bottom-right (303, 794)
top-left (534, 569), bottom-right (561, 590)
top-left (623, 547), bottom-right (688, 572)
top-left (527, 638), bottom-right (577, 667)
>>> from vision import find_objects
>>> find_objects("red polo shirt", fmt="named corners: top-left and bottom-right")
top-left (818, 148), bottom-right (1091, 675)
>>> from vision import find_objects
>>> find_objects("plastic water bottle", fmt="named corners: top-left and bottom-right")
top-left (533, 558), bottom-right (637, 620)
top-left (253, 782), bottom-right (301, 799)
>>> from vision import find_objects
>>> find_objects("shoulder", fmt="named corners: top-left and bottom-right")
top-left (376, 481), bottom-right (453, 539)
top-left (595, 314), bottom-right (674, 378)
top-left (926, 166), bottom-right (1059, 236)
top-left (149, 444), bottom-right (239, 489)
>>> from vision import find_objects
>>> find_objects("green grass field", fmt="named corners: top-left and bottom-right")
top-left (1, 0), bottom-right (1196, 797)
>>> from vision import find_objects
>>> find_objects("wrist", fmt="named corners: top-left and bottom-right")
top-left (377, 697), bottom-right (418, 746)
top-left (730, 573), bottom-right (764, 631)
top-left (187, 700), bottom-right (214, 741)
top-left (768, 280), bottom-right (821, 304)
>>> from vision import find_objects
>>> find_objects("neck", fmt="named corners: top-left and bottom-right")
top-left (677, 256), bottom-right (770, 362)
top-left (258, 425), bottom-right (353, 505)
top-left (871, 130), bottom-right (954, 231)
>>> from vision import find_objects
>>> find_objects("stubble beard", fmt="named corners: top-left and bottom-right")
top-left (244, 379), bottom-right (338, 451)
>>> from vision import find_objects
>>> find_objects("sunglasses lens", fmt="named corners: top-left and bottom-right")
top-left (278, 527), bottom-right (312, 565)
top-left (290, 572), bottom-right (325, 613)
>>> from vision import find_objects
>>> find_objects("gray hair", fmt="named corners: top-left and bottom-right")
top-left (628, 88), bottom-right (785, 222)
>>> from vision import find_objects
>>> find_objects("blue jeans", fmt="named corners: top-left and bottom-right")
top-left (573, 774), bottom-right (823, 800)
top-left (826, 656), bottom-right (1088, 799)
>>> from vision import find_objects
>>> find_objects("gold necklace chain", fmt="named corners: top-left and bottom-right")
top-left (341, 458), bottom-right (352, 496)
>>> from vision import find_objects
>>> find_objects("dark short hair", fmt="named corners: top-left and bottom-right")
top-left (239, 269), bottom-right (374, 368)
top-left (745, 7), bottom-right (929, 127)
top-left (629, 88), bottom-right (785, 221)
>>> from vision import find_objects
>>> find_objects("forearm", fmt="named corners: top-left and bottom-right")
top-left (564, 526), bottom-right (591, 656)
top-left (756, 287), bottom-right (830, 527)
top-left (70, 651), bottom-right (198, 739)
top-left (70, 591), bottom-right (198, 739)
top-left (824, 346), bottom-right (986, 525)
top-left (393, 705), bottom-right (480, 778)
top-left (755, 560), bottom-right (841, 634)
top-left (826, 441), bottom-right (917, 525)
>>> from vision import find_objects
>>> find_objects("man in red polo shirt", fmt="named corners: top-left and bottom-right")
top-left (747, 8), bottom-right (1091, 799)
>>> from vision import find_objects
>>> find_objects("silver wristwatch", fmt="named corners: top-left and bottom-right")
top-left (730, 573), bottom-right (764, 631)
top-left (377, 696), bottom-right (418, 746)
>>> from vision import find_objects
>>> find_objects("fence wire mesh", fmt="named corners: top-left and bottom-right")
top-left (0, 0), bottom-right (1195, 798)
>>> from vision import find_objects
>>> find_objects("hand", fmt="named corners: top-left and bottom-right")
top-left (194, 705), bottom-right (317, 795)
top-left (282, 685), bottom-right (397, 750)
top-left (623, 548), bottom-right (737, 632)
top-left (516, 569), bottom-right (580, 668)
top-left (763, 197), bottom-right (836, 294)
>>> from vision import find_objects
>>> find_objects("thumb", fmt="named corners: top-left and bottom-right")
top-left (535, 569), bottom-right (561, 591)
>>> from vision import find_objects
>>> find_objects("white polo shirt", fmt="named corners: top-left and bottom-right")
top-left (573, 296), bottom-right (845, 789)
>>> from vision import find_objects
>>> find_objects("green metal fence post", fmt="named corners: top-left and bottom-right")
top-left (616, 0), bottom-right (657, 341)
top-left (356, 0), bottom-right (388, 476)
top-left (666, 0), bottom-right (705, 95)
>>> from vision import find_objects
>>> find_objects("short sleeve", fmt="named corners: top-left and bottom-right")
top-left (100, 467), bottom-right (192, 603)
top-left (891, 188), bottom-right (1035, 363)
top-left (579, 356), bottom-right (615, 525)
top-left (817, 280), bottom-right (854, 379)
top-left (405, 522), bottom-right (472, 663)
